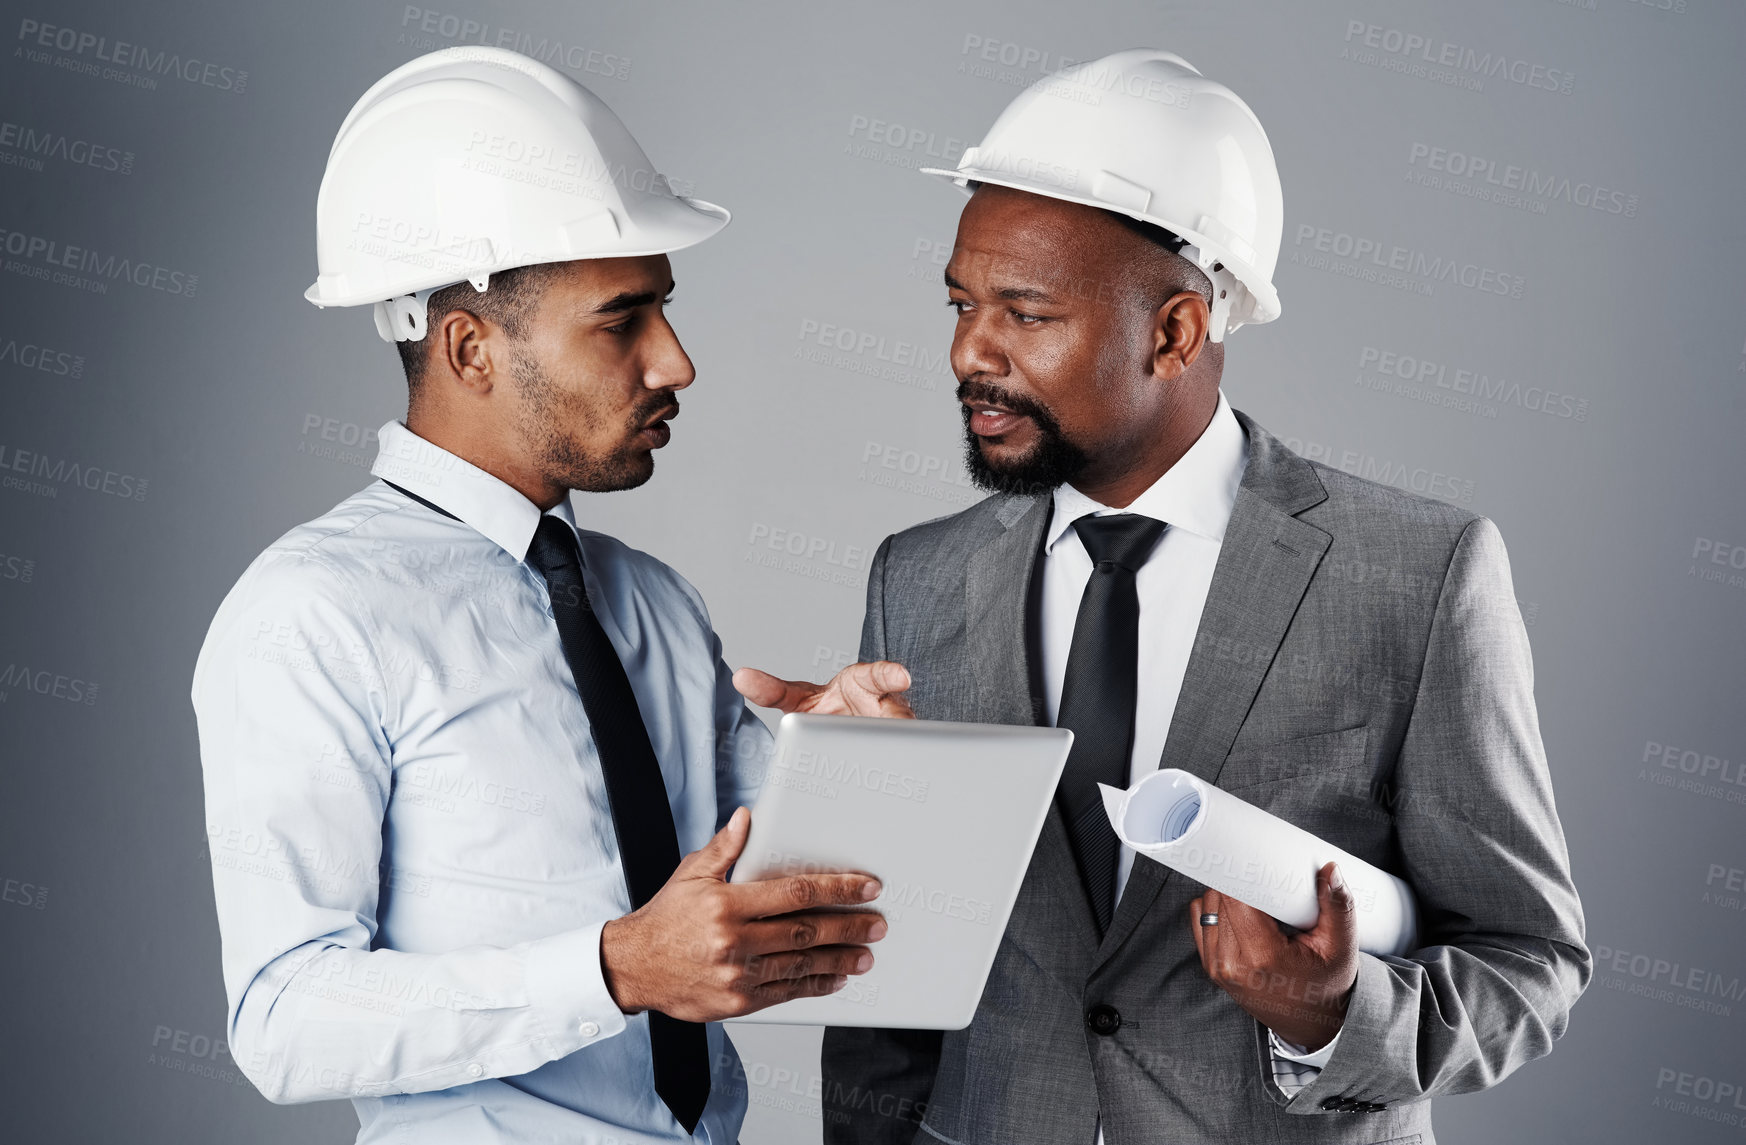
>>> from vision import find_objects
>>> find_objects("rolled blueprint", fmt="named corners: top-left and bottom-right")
top-left (1099, 770), bottom-right (1418, 957)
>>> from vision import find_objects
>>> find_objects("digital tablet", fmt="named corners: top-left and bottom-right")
top-left (727, 713), bottom-right (1072, 1029)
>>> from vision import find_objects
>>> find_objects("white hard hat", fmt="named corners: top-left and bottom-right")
top-left (306, 46), bottom-right (730, 342)
top-left (922, 49), bottom-right (1282, 341)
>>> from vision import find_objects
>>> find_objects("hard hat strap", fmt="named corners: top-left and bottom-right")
top-left (1180, 243), bottom-right (1241, 343)
top-left (372, 275), bottom-right (491, 344)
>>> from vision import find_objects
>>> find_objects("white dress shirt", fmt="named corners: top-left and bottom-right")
top-left (192, 420), bottom-right (770, 1143)
top-left (1037, 390), bottom-right (1340, 1109)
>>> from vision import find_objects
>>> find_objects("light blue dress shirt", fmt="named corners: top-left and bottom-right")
top-left (192, 420), bottom-right (772, 1143)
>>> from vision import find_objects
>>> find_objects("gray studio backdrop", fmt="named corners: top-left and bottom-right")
top-left (2, 0), bottom-right (1743, 1141)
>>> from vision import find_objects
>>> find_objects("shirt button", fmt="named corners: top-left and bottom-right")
top-left (467, 1063), bottom-right (484, 1078)
top-left (579, 1020), bottom-right (600, 1038)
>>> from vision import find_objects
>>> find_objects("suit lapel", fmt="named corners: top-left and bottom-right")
top-left (965, 495), bottom-right (1049, 727)
top-left (1094, 411), bottom-right (1331, 966)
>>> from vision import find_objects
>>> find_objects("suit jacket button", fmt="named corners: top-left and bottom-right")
top-left (1085, 1004), bottom-right (1122, 1036)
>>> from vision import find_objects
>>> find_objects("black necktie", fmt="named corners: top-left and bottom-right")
top-left (525, 515), bottom-right (710, 1133)
top-left (1055, 513), bottom-right (1167, 936)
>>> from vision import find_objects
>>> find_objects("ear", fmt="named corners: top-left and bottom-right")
top-left (1150, 291), bottom-right (1210, 382)
top-left (435, 308), bottom-right (498, 396)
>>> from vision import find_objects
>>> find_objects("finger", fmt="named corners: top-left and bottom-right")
top-left (1201, 889), bottom-right (1225, 980)
top-left (741, 910), bottom-right (889, 956)
top-left (1219, 896), bottom-right (1290, 993)
top-left (1189, 896), bottom-right (1209, 968)
top-left (681, 806), bottom-right (749, 881)
top-left (822, 661), bottom-right (914, 718)
top-left (730, 871), bottom-right (883, 920)
top-left (1206, 891), bottom-right (1258, 986)
top-left (747, 973), bottom-right (850, 1009)
top-left (849, 660), bottom-right (912, 697)
top-left (745, 944), bottom-right (874, 984)
top-left (876, 692), bottom-right (917, 720)
top-left (732, 667), bottom-right (823, 713)
top-left (1308, 861), bottom-right (1358, 956)
top-left (1221, 895), bottom-right (1282, 947)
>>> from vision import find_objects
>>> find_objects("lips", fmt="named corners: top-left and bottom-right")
top-left (964, 402), bottom-right (1032, 438)
top-left (639, 404), bottom-right (678, 447)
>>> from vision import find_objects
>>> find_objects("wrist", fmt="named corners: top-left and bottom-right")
top-left (1267, 987), bottom-right (1351, 1051)
top-left (599, 915), bottom-right (649, 1014)
top-left (1278, 1005), bottom-right (1354, 1054)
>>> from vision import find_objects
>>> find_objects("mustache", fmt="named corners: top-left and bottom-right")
top-left (633, 394), bottom-right (680, 428)
top-left (955, 378), bottom-right (1052, 423)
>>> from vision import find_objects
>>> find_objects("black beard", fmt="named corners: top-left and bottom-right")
top-left (958, 379), bottom-right (1089, 497)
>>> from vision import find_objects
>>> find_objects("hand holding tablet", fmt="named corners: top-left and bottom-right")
top-left (599, 805), bottom-right (889, 1022)
top-left (728, 714), bottom-right (1072, 1028)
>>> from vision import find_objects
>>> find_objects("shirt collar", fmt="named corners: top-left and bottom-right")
top-left (370, 420), bottom-right (576, 562)
top-left (1044, 389), bottom-right (1248, 555)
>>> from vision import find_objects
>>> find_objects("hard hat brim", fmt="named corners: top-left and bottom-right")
top-left (304, 196), bottom-right (731, 309)
top-left (918, 166), bottom-right (1280, 326)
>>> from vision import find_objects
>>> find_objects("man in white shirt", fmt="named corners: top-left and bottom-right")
top-left (192, 48), bottom-right (908, 1144)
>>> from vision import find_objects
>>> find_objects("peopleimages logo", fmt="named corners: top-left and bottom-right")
top-left (0, 333), bottom-right (84, 379)
top-left (1356, 346), bottom-right (1590, 422)
top-left (15, 18), bottom-right (248, 93)
top-left (0, 227), bottom-right (197, 298)
top-left (1291, 224), bottom-right (1524, 300)
top-left (794, 317), bottom-right (951, 394)
top-left (1406, 143), bottom-right (1638, 219)
top-left (0, 121), bottom-right (132, 175)
top-left (742, 522), bottom-right (868, 591)
top-left (0, 442), bottom-right (148, 501)
top-left (397, 7), bottom-right (631, 81)
top-left (1341, 21), bottom-right (1574, 95)
top-left (0, 661), bottom-right (98, 705)
top-left (1277, 435), bottom-right (1475, 504)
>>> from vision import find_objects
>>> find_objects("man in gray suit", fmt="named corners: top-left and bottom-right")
top-left (746, 50), bottom-right (1588, 1144)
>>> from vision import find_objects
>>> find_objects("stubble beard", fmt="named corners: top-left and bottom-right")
top-left (512, 349), bottom-right (668, 494)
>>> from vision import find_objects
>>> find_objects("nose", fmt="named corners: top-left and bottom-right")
top-left (951, 306), bottom-right (1006, 384)
top-left (644, 310), bottom-right (696, 393)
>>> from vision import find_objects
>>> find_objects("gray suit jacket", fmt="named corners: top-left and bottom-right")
top-left (820, 410), bottom-right (1588, 1145)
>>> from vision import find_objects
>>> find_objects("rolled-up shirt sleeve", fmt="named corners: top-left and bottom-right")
top-left (192, 550), bottom-right (626, 1105)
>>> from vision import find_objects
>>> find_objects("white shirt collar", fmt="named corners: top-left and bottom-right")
top-left (370, 419), bottom-right (576, 562)
top-left (1044, 389), bottom-right (1247, 554)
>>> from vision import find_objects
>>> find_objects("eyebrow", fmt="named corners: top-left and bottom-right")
top-left (943, 270), bottom-right (1057, 304)
top-left (591, 279), bottom-right (676, 316)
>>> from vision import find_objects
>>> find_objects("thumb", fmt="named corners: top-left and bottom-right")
top-left (684, 805), bottom-right (750, 881)
top-left (863, 660), bottom-right (912, 695)
top-left (1311, 861), bottom-right (1358, 952)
